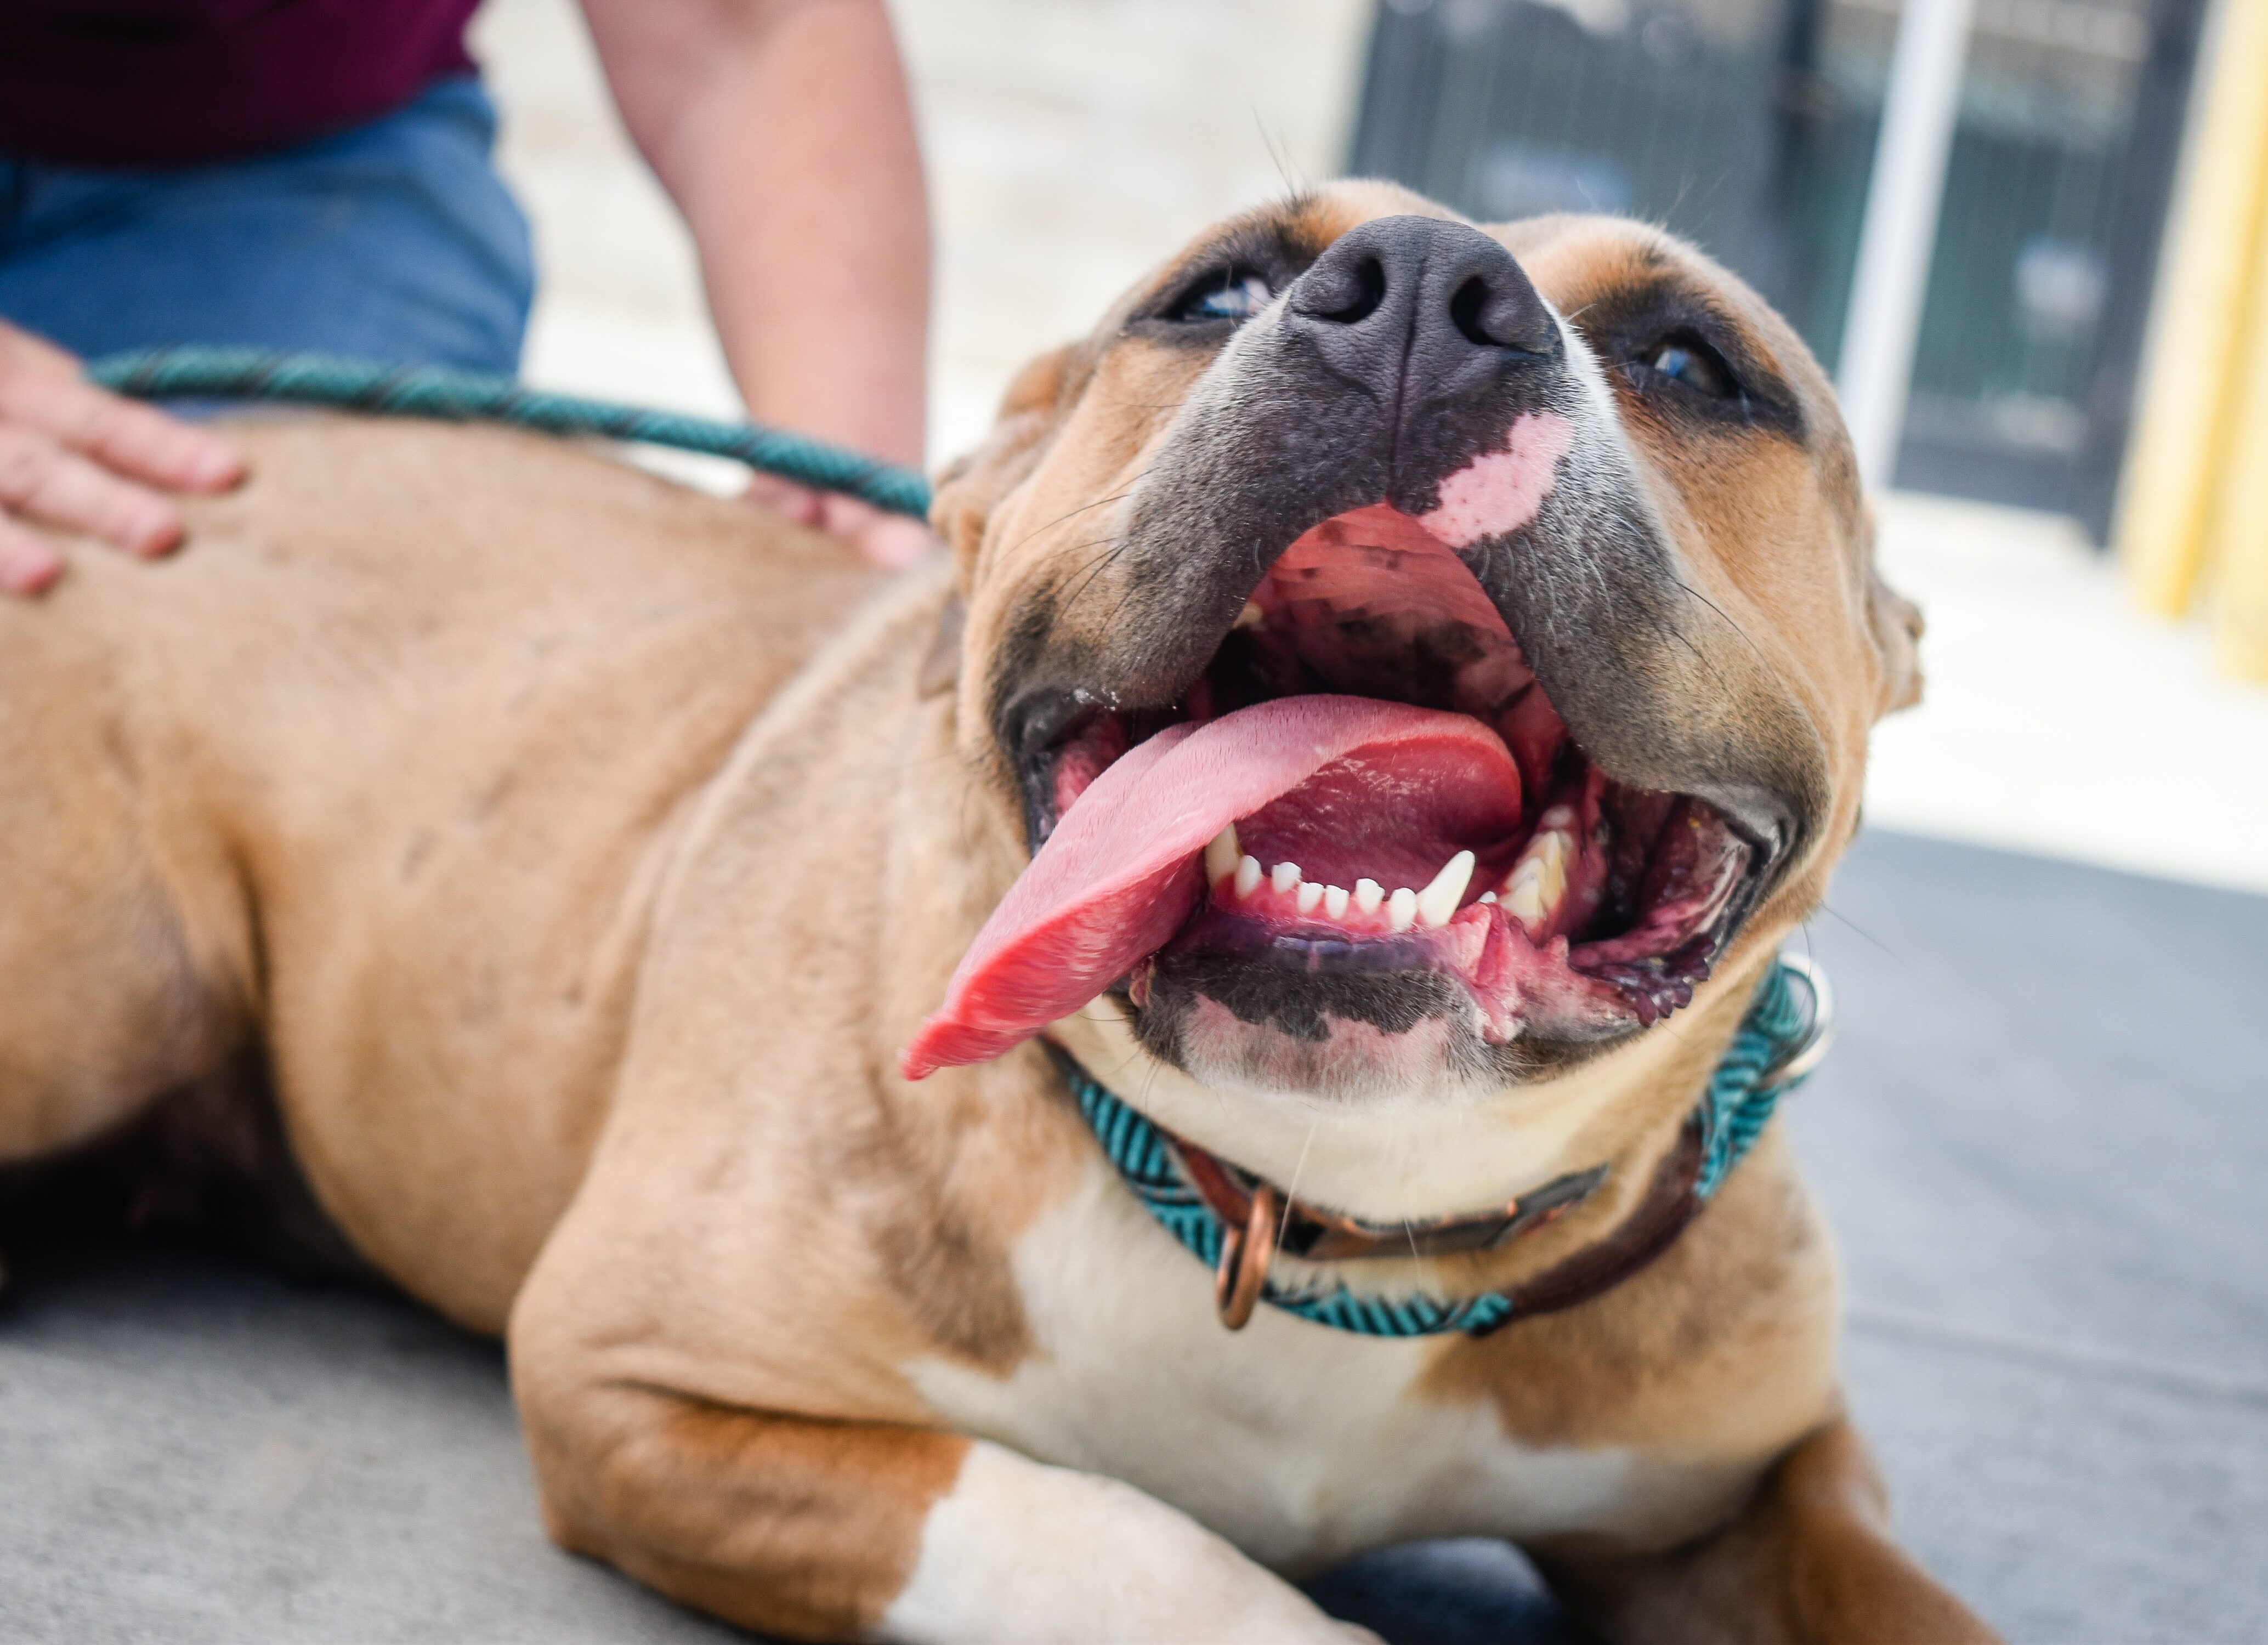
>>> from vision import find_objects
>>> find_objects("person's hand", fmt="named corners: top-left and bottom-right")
top-left (743, 470), bottom-right (940, 572)
top-left (0, 319), bottom-right (246, 596)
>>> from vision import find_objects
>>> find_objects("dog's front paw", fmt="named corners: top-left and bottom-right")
top-left (885, 1441), bottom-right (1373, 1644)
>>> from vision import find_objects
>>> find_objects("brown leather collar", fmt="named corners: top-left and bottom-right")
top-left (1170, 1118), bottom-right (1707, 1332)
top-left (1062, 957), bottom-right (1827, 1335)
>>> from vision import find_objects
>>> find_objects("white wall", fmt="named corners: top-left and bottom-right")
top-left (474, 0), bottom-right (1371, 460)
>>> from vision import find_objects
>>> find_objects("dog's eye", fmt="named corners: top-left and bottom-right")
top-left (1637, 336), bottom-right (1735, 398)
top-left (1172, 271), bottom-right (1275, 324)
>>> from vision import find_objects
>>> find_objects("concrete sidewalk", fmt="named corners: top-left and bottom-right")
top-left (6, 829), bottom-right (2263, 1644)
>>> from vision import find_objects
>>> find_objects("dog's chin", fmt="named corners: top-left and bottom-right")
top-left (1127, 926), bottom-right (1638, 1108)
top-left (1134, 994), bottom-right (1488, 1111)
top-left (1132, 967), bottom-right (1498, 1108)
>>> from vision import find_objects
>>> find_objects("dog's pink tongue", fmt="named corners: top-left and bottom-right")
top-left (901, 695), bottom-right (1509, 1078)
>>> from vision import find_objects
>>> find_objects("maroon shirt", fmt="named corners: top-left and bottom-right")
top-left (0, 0), bottom-right (483, 169)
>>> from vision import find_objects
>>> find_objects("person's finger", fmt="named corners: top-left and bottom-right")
top-left (741, 471), bottom-right (827, 528)
top-left (77, 391), bottom-right (244, 492)
top-left (744, 473), bottom-right (941, 569)
top-left (0, 423), bottom-right (187, 557)
top-left (0, 366), bottom-right (242, 494)
top-left (0, 319), bottom-right (83, 382)
top-left (819, 493), bottom-right (942, 572)
top-left (0, 512), bottom-right (64, 597)
top-left (852, 513), bottom-right (944, 572)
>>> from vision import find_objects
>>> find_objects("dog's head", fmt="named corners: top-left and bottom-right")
top-left (906, 181), bottom-right (1919, 1114)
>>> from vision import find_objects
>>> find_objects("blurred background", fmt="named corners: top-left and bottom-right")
top-left (8, 4), bottom-right (2264, 1643)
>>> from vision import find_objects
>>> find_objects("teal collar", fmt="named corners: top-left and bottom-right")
top-left (1060, 954), bottom-right (1833, 1339)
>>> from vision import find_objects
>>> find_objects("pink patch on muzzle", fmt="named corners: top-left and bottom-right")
top-left (1416, 410), bottom-right (1574, 549)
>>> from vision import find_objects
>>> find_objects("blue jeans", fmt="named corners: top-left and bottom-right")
top-left (0, 77), bottom-right (533, 376)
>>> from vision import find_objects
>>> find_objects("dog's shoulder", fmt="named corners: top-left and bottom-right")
top-left (1423, 1125), bottom-right (1840, 1464)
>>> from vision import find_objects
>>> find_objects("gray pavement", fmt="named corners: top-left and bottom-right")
top-left (3, 829), bottom-right (2263, 1644)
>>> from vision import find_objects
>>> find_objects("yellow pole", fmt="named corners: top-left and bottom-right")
top-left (2113, 0), bottom-right (2268, 619)
top-left (2209, 187), bottom-right (2268, 681)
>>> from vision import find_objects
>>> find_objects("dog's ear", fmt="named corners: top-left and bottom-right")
top-left (1861, 507), bottom-right (1924, 716)
top-left (930, 343), bottom-right (1085, 575)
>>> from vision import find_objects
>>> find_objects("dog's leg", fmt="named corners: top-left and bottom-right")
top-left (1534, 1419), bottom-right (2001, 1645)
top-left (0, 647), bottom-right (243, 1167)
top-left (514, 1377), bottom-right (1374, 1644)
top-left (883, 1436), bottom-right (1381, 1644)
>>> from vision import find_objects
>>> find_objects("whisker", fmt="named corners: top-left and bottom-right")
top-left (1002, 470), bottom-right (1153, 559)
top-left (1054, 535), bottom-right (1134, 621)
top-left (1813, 902), bottom-right (1910, 971)
top-left (1280, 1118), bottom-right (1319, 1255)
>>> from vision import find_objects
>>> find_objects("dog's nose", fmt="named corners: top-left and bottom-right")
top-left (1286, 215), bottom-right (1560, 379)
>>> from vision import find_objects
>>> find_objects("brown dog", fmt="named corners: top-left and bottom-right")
top-left (0, 181), bottom-right (1996, 1643)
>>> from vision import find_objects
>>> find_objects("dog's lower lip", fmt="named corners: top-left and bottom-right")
top-left (1181, 917), bottom-right (1439, 973)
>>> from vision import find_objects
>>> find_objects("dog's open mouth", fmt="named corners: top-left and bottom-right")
top-left (903, 504), bottom-right (1759, 1079)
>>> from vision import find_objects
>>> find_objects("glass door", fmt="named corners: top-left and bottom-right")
top-left (1351, 0), bottom-right (2207, 533)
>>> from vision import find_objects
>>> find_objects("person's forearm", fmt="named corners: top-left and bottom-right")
top-left (586, 0), bottom-right (930, 467)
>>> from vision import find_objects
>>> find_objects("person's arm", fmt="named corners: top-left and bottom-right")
top-left (580, 0), bottom-right (935, 568)
top-left (0, 319), bottom-right (244, 595)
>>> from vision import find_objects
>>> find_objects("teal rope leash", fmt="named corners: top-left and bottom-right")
top-left (1694, 954), bottom-right (1829, 1199)
top-left (1066, 954), bottom-right (1833, 1340)
top-left (88, 347), bottom-right (933, 520)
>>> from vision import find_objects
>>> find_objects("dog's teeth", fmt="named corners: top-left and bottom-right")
top-left (1235, 854), bottom-right (1263, 898)
top-left (1296, 881), bottom-right (1324, 914)
top-left (1353, 878), bottom-right (1385, 914)
top-left (1271, 860), bottom-right (1301, 894)
top-left (1505, 868), bottom-right (1546, 926)
top-left (1387, 887), bottom-right (1418, 933)
top-left (1479, 890), bottom-right (1498, 904)
top-left (1235, 599), bottom-right (1266, 630)
top-left (1502, 825), bottom-right (1572, 934)
top-left (1204, 822), bottom-right (1241, 886)
top-left (1414, 849), bottom-right (1475, 928)
top-left (1323, 884), bottom-right (1350, 919)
